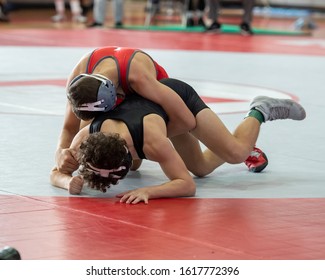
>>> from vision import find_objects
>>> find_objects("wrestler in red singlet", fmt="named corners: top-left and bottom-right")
top-left (85, 46), bottom-right (169, 95)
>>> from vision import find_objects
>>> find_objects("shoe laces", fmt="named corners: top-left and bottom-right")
top-left (246, 151), bottom-right (260, 162)
top-left (269, 106), bottom-right (290, 121)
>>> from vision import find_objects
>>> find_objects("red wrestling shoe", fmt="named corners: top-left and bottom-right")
top-left (245, 147), bottom-right (268, 173)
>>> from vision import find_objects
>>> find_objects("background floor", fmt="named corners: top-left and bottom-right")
top-left (0, 2), bottom-right (325, 260)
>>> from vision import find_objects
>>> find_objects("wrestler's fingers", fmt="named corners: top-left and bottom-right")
top-left (132, 197), bottom-right (148, 205)
top-left (69, 149), bottom-right (78, 161)
top-left (116, 190), bottom-right (131, 198)
top-left (119, 193), bottom-right (132, 203)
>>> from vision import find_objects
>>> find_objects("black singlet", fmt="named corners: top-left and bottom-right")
top-left (159, 78), bottom-right (209, 116)
top-left (90, 94), bottom-right (168, 159)
top-left (90, 78), bottom-right (209, 159)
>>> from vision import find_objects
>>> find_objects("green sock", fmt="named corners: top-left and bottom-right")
top-left (246, 109), bottom-right (265, 124)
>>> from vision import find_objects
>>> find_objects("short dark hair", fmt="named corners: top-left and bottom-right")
top-left (78, 132), bottom-right (131, 193)
top-left (67, 76), bottom-right (101, 120)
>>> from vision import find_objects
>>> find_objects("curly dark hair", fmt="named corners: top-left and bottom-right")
top-left (67, 75), bottom-right (102, 120)
top-left (78, 132), bottom-right (132, 193)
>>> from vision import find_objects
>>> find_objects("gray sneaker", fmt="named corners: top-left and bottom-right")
top-left (250, 96), bottom-right (306, 121)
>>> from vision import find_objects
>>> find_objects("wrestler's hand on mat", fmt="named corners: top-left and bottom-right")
top-left (117, 189), bottom-right (149, 204)
top-left (56, 148), bottom-right (79, 173)
top-left (68, 175), bottom-right (84, 195)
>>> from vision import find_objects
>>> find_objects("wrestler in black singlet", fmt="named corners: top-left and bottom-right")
top-left (90, 94), bottom-right (168, 159)
top-left (89, 78), bottom-right (209, 159)
top-left (159, 78), bottom-right (209, 116)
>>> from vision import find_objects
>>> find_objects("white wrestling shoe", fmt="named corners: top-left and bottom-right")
top-left (250, 96), bottom-right (306, 122)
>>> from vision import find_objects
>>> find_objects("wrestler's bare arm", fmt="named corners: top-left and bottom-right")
top-left (117, 138), bottom-right (196, 204)
top-left (117, 117), bottom-right (196, 204)
top-left (55, 54), bottom-right (91, 173)
top-left (128, 54), bottom-right (196, 137)
top-left (51, 126), bottom-right (90, 194)
top-left (50, 167), bottom-right (84, 195)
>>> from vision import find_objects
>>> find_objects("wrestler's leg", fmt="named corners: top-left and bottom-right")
top-left (170, 133), bottom-right (225, 177)
top-left (191, 108), bottom-right (260, 164)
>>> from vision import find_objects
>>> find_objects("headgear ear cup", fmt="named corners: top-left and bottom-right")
top-left (69, 74), bottom-right (117, 112)
top-left (96, 79), bottom-right (117, 112)
top-left (120, 152), bottom-right (132, 178)
top-left (105, 151), bottom-right (132, 180)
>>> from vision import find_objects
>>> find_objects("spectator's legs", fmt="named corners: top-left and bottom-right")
top-left (114, 0), bottom-right (124, 26)
top-left (206, 0), bottom-right (221, 32)
top-left (242, 0), bottom-right (254, 24)
top-left (240, 0), bottom-right (255, 35)
top-left (92, 0), bottom-right (107, 25)
top-left (52, 0), bottom-right (66, 22)
top-left (207, 0), bottom-right (219, 23)
top-left (70, 0), bottom-right (87, 22)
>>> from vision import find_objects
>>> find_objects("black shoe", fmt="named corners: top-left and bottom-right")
top-left (115, 22), bottom-right (123, 28)
top-left (0, 13), bottom-right (9, 22)
top-left (81, 3), bottom-right (93, 16)
top-left (0, 4), bottom-right (9, 22)
top-left (186, 17), bottom-right (194, 27)
top-left (197, 17), bottom-right (205, 28)
top-left (240, 22), bottom-right (253, 35)
top-left (206, 21), bottom-right (221, 33)
top-left (87, 22), bottom-right (103, 28)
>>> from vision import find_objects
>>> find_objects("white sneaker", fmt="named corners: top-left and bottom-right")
top-left (51, 14), bottom-right (65, 22)
top-left (72, 15), bottom-right (87, 23)
top-left (250, 96), bottom-right (306, 121)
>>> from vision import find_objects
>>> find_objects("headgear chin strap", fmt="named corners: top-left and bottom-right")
top-left (70, 73), bottom-right (117, 112)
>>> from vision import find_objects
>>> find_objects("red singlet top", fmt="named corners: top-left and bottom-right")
top-left (85, 46), bottom-right (169, 95)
